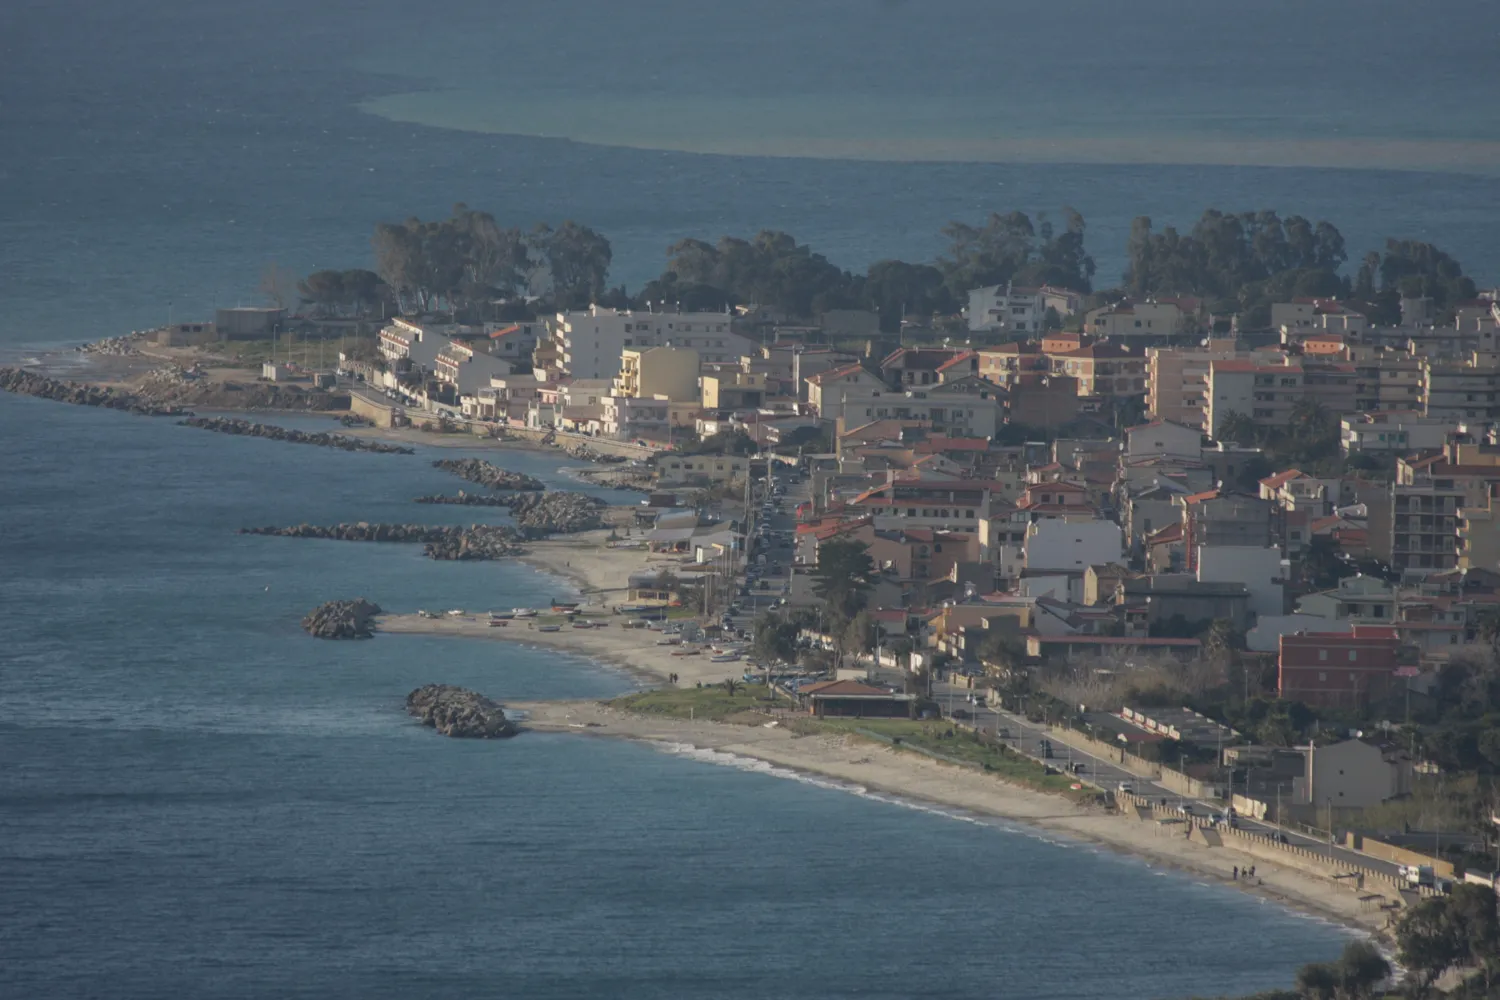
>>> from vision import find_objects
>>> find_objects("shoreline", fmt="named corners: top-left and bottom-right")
top-left (513, 698), bottom-right (1388, 944)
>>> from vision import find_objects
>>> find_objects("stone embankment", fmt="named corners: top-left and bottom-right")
top-left (413, 489), bottom-right (604, 533)
top-left (181, 416), bottom-right (414, 453)
top-left (432, 458), bottom-right (544, 491)
top-left (301, 599), bottom-right (383, 639)
top-left (239, 523), bottom-right (524, 560)
top-left (0, 367), bottom-right (191, 416)
top-left (507, 491), bottom-right (606, 533)
top-left (414, 491), bottom-right (511, 507)
top-left (406, 685), bottom-right (518, 738)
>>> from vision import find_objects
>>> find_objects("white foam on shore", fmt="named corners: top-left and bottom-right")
top-left (645, 736), bottom-right (1369, 943)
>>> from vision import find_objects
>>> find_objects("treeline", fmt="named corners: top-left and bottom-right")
top-left (291, 204), bottom-right (1480, 332)
top-left (1125, 210), bottom-right (1479, 327)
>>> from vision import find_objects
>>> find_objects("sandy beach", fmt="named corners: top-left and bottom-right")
top-left (514, 698), bottom-right (1391, 940)
top-left (377, 530), bottom-right (753, 687)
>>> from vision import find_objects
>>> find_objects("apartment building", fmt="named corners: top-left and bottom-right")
top-left (1270, 299), bottom-right (1368, 340)
top-left (1278, 626), bottom-right (1404, 708)
top-left (976, 342), bottom-right (1049, 389)
top-left (967, 283), bottom-right (1082, 334)
top-left (433, 339), bottom-right (518, 397)
top-left (613, 346), bottom-right (701, 402)
top-left (1085, 299), bottom-right (1185, 340)
top-left (554, 307), bottom-right (749, 378)
top-left (1146, 342), bottom-right (1245, 429)
top-left (1205, 358), bottom-right (1302, 436)
top-left (1422, 359), bottom-right (1500, 421)
top-left (1341, 412), bottom-right (1453, 455)
top-left (846, 478), bottom-right (991, 532)
top-left (1385, 483), bottom-right (1464, 577)
top-left (701, 370), bottom-right (767, 411)
top-left (1349, 350), bottom-right (1422, 411)
top-left (1048, 343), bottom-right (1146, 397)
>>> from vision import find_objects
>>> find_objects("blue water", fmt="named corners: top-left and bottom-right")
top-left (0, 397), bottom-right (1350, 997)
top-left (0, 0), bottom-right (1449, 992)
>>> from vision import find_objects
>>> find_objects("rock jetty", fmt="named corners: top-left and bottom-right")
top-left (301, 599), bottom-right (383, 639)
top-left (406, 684), bottom-right (518, 738)
top-left (239, 523), bottom-right (524, 560)
top-left (0, 367), bottom-right (190, 416)
top-left (432, 458), bottom-right (544, 491)
top-left (181, 416), bottom-right (414, 454)
top-left (412, 489), bottom-right (604, 532)
top-left (507, 491), bottom-right (606, 534)
top-left (414, 491), bottom-right (511, 507)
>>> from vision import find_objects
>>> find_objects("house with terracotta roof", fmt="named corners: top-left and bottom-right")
top-left (976, 342), bottom-right (1049, 388)
top-left (1271, 299), bottom-right (1368, 339)
top-left (879, 346), bottom-right (975, 389)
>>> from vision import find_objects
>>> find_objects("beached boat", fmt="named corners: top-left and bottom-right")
top-left (710, 653), bottom-right (741, 662)
top-left (550, 599), bottom-right (579, 611)
top-left (488, 611), bottom-right (515, 620)
top-left (536, 624), bottom-right (562, 633)
top-left (572, 621), bottom-right (592, 629)
top-left (445, 609), bottom-right (465, 617)
top-left (488, 620), bottom-right (508, 627)
top-left (671, 648), bottom-right (700, 656)
top-left (512, 608), bottom-right (538, 618)
top-left (655, 637), bottom-right (680, 646)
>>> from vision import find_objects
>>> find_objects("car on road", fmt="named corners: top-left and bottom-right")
top-left (1117, 782), bottom-right (1134, 794)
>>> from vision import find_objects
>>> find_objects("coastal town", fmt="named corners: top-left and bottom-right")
top-left (13, 224), bottom-right (1500, 990)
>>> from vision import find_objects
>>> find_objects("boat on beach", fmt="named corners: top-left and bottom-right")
top-left (488, 619), bottom-right (508, 627)
top-left (710, 653), bottom-right (741, 662)
top-left (512, 608), bottom-right (538, 618)
top-left (488, 611), bottom-right (515, 620)
top-left (536, 624), bottom-right (562, 633)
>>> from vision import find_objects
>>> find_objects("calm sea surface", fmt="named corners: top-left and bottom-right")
top-left (0, 0), bottom-right (1469, 994)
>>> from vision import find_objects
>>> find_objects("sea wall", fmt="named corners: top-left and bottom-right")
top-left (1343, 834), bottom-right (1456, 880)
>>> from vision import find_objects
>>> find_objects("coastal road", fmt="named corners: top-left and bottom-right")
top-left (931, 687), bottom-right (1404, 879)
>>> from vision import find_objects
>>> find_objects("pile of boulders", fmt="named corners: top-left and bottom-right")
top-left (507, 491), bottom-right (606, 535)
top-left (0, 367), bottom-right (190, 416)
top-left (406, 684), bottom-right (518, 738)
top-left (414, 491), bottom-right (510, 507)
top-left (432, 458), bottom-right (544, 491)
top-left (80, 334), bottom-right (142, 356)
top-left (301, 599), bottom-right (383, 639)
top-left (181, 416), bottom-right (413, 454)
top-left (239, 522), bottom-right (525, 560)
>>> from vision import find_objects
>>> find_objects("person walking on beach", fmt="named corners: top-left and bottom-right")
top-left (1232, 866), bottom-right (1239, 880)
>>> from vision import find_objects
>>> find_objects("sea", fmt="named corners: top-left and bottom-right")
top-left (3, 0), bottom-right (1487, 995)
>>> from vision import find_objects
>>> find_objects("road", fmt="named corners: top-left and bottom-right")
top-left (920, 680), bottom-right (1404, 878)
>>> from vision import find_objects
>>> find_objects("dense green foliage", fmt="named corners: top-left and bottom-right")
top-left (809, 539), bottom-right (874, 623)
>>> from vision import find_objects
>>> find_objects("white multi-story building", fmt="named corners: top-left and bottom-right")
top-left (1341, 411), bottom-right (1454, 455)
top-left (967, 283), bottom-right (1082, 334)
top-left (553, 307), bottom-right (753, 378)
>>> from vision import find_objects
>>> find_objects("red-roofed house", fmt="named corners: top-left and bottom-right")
top-left (1279, 625), bottom-right (1410, 708)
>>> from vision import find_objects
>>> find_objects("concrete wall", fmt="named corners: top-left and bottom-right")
top-left (1344, 834), bottom-right (1456, 879)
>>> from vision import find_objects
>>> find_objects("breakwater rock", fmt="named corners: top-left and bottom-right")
top-left (507, 491), bottom-right (606, 534)
top-left (433, 458), bottom-right (544, 491)
top-left (406, 684), bottom-right (518, 738)
top-left (239, 522), bottom-right (524, 560)
top-left (0, 367), bottom-right (190, 416)
top-left (301, 599), bottom-right (383, 639)
top-left (181, 416), bottom-right (414, 454)
top-left (414, 491), bottom-right (511, 507)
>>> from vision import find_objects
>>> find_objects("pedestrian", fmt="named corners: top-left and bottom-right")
top-left (1232, 866), bottom-right (1239, 880)
top-left (1249, 866), bottom-right (1255, 877)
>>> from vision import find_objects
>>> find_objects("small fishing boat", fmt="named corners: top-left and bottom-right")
top-left (445, 609), bottom-right (465, 617)
top-left (671, 648), bottom-right (700, 656)
top-left (572, 621), bottom-right (593, 629)
top-left (488, 619), bottom-right (508, 627)
top-left (488, 611), bottom-right (515, 620)
top-left (512, 608), bottom-right (538, 618)
top-left (710, 653), bottom-right (741, 662)
top-left (536, 624), bottom-right (562, 633)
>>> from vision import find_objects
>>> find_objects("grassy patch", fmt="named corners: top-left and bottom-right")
top-left (196, 335), bottom-right (378, 369)
top-left (609, 684), bottom-right (779, 722)
top-left (814, 718), bottom-right (1098, 802)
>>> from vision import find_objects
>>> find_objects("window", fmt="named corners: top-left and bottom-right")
top-left (1348, 650), bottom-right (1357, 661)
top-left (1318, 671), bottom-right (1327, 681)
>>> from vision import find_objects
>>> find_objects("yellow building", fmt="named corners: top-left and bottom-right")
top-left (701, 370), bottom-right (767, 410)
top-left (614, 346), bottom-right (701, 401)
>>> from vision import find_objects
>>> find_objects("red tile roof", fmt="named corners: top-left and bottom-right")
top-left (1259, 469), bottom-right (1307, 489)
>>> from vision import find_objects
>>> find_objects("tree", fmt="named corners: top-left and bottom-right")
top-left (1332, 939), bottom-right (1390, 1000)
top-left (810, 540), bottom-right (874, 623)
top-left (751, 612), bottom-right (799, 665)
top-left (1378, 238), bottom-right (1477, 320)
top-left (723, 678), bottom-right (740, 696)
top-left (259, 261), bottom-right (298, 311)
top-left (1396, 895), bottom-right (1471, 999)
top-left (1303, 535), bottom-right (1355, 589)
top-left (843, 610), bottom-right (877, 657)
top-left (865, 259), bottom-right (952, 332)
top-left (532, 220), bottom-right (612, 308)
top-left (1215, 410), bottom-right (1259, 447)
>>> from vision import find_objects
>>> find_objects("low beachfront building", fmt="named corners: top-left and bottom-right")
top-left (799, 680), bottom-right (914, 719)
